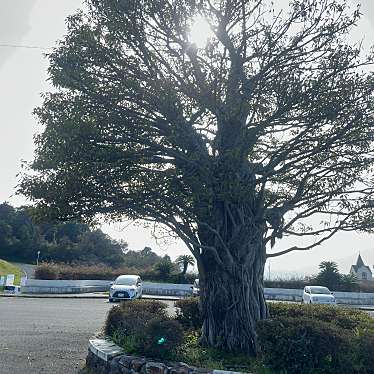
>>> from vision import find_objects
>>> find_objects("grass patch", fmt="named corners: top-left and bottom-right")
top-left (111, 329), bottom-right (268, 373)
top-left (0, 260), bottom-right (23, 285)
top-left (174, 331), bottom-right (269, 373)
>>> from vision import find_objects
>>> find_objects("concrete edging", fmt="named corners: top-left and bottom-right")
top-left (89, 338), bottom-right (124, 362)
top-left (87, 337), bottom-right (245, 374)
top-left (0, 293), bottom-right (182, 301)
top-left (21, 280), bottom-right (194, 296)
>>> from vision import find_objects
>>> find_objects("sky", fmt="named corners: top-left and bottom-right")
top-left (0, 0), bottom-right (373, 276)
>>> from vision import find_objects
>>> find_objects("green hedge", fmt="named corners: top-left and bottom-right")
top-left (35, 262), bottom-right (196, 284)
top-left (356, 331), bottom-right (374, 374)
top-left (268, 302), bottom-right (373, 330)
top-left (104, 299), bottom-right (167, 335)
top-left (175, 297), bottom-right (202, 330)
top-left (104, 299), bottom-right (374, 373)
top-left (257, 316), bottom-right (354, 374)
top-left (258, 303), bottom-right (374, 374)
top-left (105, 300), bottom-right (183, 359)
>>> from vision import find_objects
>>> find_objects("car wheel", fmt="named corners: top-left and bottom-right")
top-left (109, 298), bottom-right (114, 303)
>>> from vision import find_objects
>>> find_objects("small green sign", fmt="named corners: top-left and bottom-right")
top-left (157, 337), bottom-right (166, 345)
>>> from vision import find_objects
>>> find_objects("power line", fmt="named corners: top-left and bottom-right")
top-left (0, 43), bottom-right (53, 50)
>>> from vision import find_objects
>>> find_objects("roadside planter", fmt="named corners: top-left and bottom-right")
top-left (86, 337), bottom-right (245, 374)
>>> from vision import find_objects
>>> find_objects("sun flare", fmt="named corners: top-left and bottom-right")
top-left (189, 15), bottom-right (214, 48)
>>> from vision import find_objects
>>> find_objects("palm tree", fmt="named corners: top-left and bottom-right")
top-left (318, 261), bottom-right (339, 273)
top-left (315, 261), bottom-right (341, 290)
top-left (176, 255), bottom-right (195, 275)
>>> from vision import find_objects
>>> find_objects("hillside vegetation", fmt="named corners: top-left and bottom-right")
top-left (0, 260), bottom-right (23, 285)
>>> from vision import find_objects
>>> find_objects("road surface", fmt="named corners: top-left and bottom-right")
top-left (0, 297), bottom-right (174, 374)
top-left (11, 262), bottom-right (36, 279)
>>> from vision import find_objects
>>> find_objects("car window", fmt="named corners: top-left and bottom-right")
top-left (115, 278), bottom-right (136, 286)
top-left (310, 286), bottom-right (330, 294)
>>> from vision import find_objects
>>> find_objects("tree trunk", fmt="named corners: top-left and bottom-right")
top-left (198, 249), bottom-right (268, 355)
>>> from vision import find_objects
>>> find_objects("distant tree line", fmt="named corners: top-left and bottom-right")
top-left (264, 261), bottom-right (369, 293)
top-left (0, 203), bottom-right (197, 279)
top-left (0, 202), bottom-right (127, 266)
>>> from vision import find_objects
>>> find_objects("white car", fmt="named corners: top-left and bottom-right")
top-left (109, 275), bottom-right (143, 302)
top-left (302, 286), bottom-right (336, 305)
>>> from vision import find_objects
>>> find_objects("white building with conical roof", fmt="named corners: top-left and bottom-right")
top-left (350, 254), bottom-right (373, 282)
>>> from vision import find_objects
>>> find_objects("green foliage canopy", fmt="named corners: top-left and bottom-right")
top-left (19, 0), bottom-right (374, 354)
top-left (20, 0), bottom-right (374, 261)
top-left (0, 202), bottom-right (126, 266)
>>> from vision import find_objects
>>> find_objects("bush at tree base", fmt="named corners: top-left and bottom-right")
top-left (105, 300), bottom-right (183, 359)
top-left (140, 318), bottom-right (184, 359)
top-left (165, 299), bottom-right (373, 340)
top-left (175, 297), bottom-right (202, 330)
top-left (268, 302), bottom-right (372, 330)
top-left (104, 300), bottom-right (374, 373)
top-left (256, 317), bottom-right (354, 374)
top-left (104, 299), bottom-right (167, 336)
top-left (355, 331), bottom-right (374, 374)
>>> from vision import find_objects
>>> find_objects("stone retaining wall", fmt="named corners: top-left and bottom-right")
top-left (86, 338), bottom-right (244, 374)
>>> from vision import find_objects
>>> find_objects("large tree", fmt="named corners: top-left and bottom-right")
top-left (21, 0), bottom-right (374, 354)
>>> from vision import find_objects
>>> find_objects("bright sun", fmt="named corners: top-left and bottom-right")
top-left (189, 15), bottom-right (214, 48)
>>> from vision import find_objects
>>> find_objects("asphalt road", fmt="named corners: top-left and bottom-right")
top-left (11, 262), bottom-right (36, 279)
top-left (0, 298), bottom-right (174, 374)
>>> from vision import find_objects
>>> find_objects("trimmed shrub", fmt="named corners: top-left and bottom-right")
top-left (104, 300), bottom-right (168, 336)
top-left (257, 316), bottom-right (354, 374)
top-left (355, 331), bottom-right (374, 374)
top-left (105, 300), bottom-right (184, 360)
top-left (34, 262), bottom-right (58, 280)
top-left (119, 299), bottom-right (168, 317)
top-left (268, 302), bottom-right (372, 330)
top-left (175, 297), bottom-right (202, 330)
top-left (141, 318), bottom-right (184, 359)
top-left (104, 305), bottom-right (126, 336)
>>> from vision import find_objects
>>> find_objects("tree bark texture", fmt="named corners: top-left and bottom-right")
top-left (197, 202), bottom-right (268, 355)
top-left (199, 254), bottom-right (268, 355)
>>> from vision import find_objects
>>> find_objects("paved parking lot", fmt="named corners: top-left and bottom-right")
top-left (0, 297), bottom-right (174, 374)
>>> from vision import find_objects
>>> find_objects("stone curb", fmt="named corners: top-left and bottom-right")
top-left (89, 338), bottom-right (124, 362)
top-left (87, 337), bottom-right (246, 374)
top-left (0, 293), bottom-right (182, 301)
